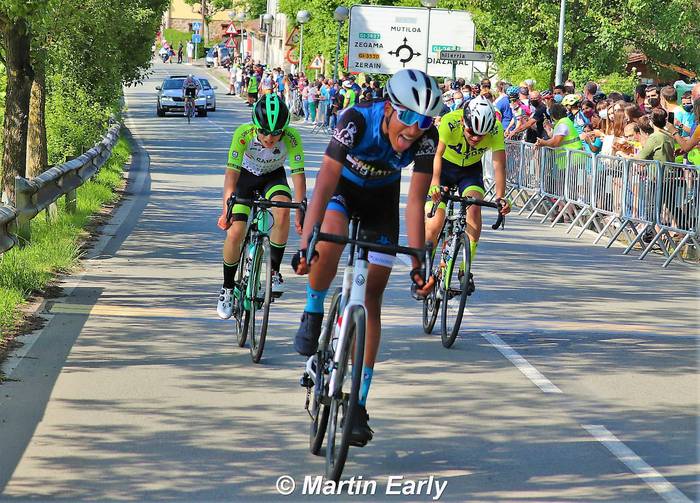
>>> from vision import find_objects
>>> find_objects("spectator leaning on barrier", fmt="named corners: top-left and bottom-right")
top-left (634, 84), bottom-right (647, 113)
top-left (535, 103), bottom-right (582, 150)
top-left (661, 85), bottom-right (681, 115)
top-left (674, 91), bottom-right (696, 138)
top-left (634, 108), bottom-right (675, 163)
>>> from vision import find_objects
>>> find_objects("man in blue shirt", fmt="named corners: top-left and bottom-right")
top-left (494, 86), bottom-right (515, 132)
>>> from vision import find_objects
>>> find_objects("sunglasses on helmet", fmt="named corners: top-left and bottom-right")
top-left (390, 103), bottom-right (433, 130)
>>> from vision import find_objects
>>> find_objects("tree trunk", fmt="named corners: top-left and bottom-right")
top-left (26, 56), bottom-right (48, 179)
top-left (1, 18), bottom-right (33, 204)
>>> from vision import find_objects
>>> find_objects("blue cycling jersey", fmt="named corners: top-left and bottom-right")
top-left (325, 100), bottom-right (437, 187)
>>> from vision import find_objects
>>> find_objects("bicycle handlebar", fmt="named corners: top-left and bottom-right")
top-left (226, 194), bottom-right (307, 224)
top-left (427, 189), bottom-right (505, 230)
top-left (306, 223), bottom-right (428, 263)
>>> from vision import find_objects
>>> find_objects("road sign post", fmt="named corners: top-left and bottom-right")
top-left (192, 22), bottom-right (202, 61)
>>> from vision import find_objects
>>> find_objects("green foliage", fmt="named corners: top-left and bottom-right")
top-left (495, 58), bottom-right (553, 90)
top-left (567, 68), bottom-right (638, 96)
top-left (45, 73), bottom-right (112, 165)
top-left (0, 136), bottom-right (130, 338)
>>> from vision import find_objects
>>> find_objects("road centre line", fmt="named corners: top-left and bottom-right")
top-left (582, 425), bottom-right (691, 503)
top-left (481, 331), bottom-right (562, 393)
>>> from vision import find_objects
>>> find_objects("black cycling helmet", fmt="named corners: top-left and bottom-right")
top-left (252, 94), bottom-right (290, 134)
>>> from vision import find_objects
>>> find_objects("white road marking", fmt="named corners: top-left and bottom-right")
top-left (481, 331), bottom-right (562, 393)
top-left (582, 424), bottom-right (691, 503)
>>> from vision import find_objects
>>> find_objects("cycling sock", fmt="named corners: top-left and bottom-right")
top-left (305, 285), bottom-right (328, 314)
top-left (270, 241), bottom-right (286, 272)
top-left (470, 240), bottom-right (478, 265)
top-left (358, 366), bottom-right (374, 407)
top-left (223, 261), bottom-right (238, 289)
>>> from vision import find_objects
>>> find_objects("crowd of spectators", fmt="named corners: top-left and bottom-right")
top-left (439, 76), bottom-right (700, 165)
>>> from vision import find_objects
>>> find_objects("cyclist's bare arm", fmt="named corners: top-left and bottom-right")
top-left (491, 149), bottom-right (511, 214)
top-left (300, 154), bottom-right (343, 250)
top-left (430, 141), bottom-right (447, 201)
top-left (218, 169), bottom-right (240, 230)
top-left (291, 171), bottom-right (306, 235)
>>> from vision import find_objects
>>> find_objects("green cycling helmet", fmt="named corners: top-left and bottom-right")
top-left (252, 94), bottom-right (290, 134)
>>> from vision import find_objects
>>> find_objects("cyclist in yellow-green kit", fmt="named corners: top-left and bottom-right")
top-left (216, 94), bottom-right (306, 319)
top-left (425, 97), bottom-right (510, 293)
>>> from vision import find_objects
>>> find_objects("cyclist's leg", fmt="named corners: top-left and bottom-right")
top-left (263, 171), bottom-right (293, 274)
top-left (459, 161), bottom-right (487, 265)
top-left (294, 196), bottom-right (349, 356)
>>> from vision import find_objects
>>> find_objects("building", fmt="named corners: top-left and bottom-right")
top-left (163, 0), bottom-right (234, 40)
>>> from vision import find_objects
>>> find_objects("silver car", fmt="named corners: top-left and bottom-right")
top-left (156, 77), bottom-right (208, 117)
top-left (198, 77), bottom-right (218, 111)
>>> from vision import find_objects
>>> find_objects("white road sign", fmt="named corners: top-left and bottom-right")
top-left (348, 5), bottom-right (476, 78)
top-left (439, 50), bottom-right (494, 62)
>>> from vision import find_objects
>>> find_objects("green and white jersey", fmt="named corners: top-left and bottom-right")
top-left (226, 123), bottom-right (304, 176)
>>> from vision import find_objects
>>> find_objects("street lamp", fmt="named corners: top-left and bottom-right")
top-left (237, 12), bottom-right (246, 63)
top-left (420, 0), bottom-right (437, 74)
top-left (554, 0), bottom-right (566, 85)
top-left (262, 13), bottom-right (274, 66)
top-left (333, 6), bottom-right (349, 80)
top-left (296, 10), bottom-right (310, 74)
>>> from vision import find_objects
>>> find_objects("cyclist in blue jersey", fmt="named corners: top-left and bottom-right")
top-left (291, 69), bottom-right (443, 446)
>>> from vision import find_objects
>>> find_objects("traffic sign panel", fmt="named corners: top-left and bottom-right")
top-left (192, 22), bottom-right (202, 32)
top-left (192, 33), bottom-right (202, 43)
top-left (225, 23), bottom-right (237, 35)
top-left (439, 50), bottom-right (493, 62)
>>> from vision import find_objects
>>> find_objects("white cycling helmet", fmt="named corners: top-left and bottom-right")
top-left (385, 69), bottom-right (443, 117)
top-left (463, 97), bottom-right (497, 135)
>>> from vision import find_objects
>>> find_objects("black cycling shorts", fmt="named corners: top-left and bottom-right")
top-left (232, 167), bottom-right (292, 222)
top-left (326, 176), bottom-right (400, 268)
top-left (184, 87), bottom-right (197, 99)
top-left (440, 158), bottom-right (485, 196)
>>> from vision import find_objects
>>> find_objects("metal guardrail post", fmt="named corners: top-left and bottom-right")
top-left (14, 176), bottom-right (33, 245)
top-left (65, 189), bottom-right (77, 213)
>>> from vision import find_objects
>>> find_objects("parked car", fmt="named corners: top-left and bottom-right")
top-left (205, 45), bottom-right (231, 68)
top-left (155, 77), bottom-right (208, 117)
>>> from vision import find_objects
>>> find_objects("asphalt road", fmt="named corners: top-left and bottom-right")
top-left (0, 61), bottom-right (697, 502)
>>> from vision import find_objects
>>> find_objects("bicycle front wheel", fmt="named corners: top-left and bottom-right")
top-left (234, 236), bottom-right (250, 348)
top-left (248, 236), bottom-right (272, 363)
top-left (441, 233), bottom-right (470, 348)
top-left (310, 288), bottom-right (341, 455)
top-left (422, 237), bottom-right (442, 334)
top-left (326, 305), bottom-right (365, 483)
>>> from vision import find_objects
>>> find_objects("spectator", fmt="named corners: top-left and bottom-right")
top-left (496, 86), bottom-right (518, 136)
top-left (495, 80), bottom-right (507, 99)
top-left (227, 66), bottom-right (236, 95)
top-left (552, 85), bottom-right (565, 103)
top-left (307, 82), bottom-right (320, 123)
top-left (562, 94), bottom-right (588, 134)
top-left (636, 108), bottom-right (675, 163)
top-left (624, 103), bottom-right (645, 124)
top-left (564, 79), bottom-right (576, 95)
top-left (523, 91), bottom-right (550, 143)
top-left (535, 103), bottom-right (582, 149)
top-left (524, 78), bottom-right (536, 92)
top-left (607, 92), bottom-right (624, 103)
top-left (674, 91), bottom-right (696, 137)
top-left (177, 42), bottom-right (184, 64)
top-left (660, 85), bottom-right (680, 114)
top-left (634, 83), bottom-right (647, 113)
top-left (645, 85), bottom-right (659, 110)
top-left (584, 81), bottom-right (598, 102)
top-left (371, 80), bottom-right (383, 99)
top-left (301, 80), bottom-right (310, 122)
top-left (480, 78), bottom-right (492, 95)
top-left (450, 91), bottom-right (464, 111)
top-left (342, 80), bottom-right (357, 109)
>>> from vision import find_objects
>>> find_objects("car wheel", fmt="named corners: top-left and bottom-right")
top-left (198, 109), bottom-right (208, 117)
top-left (157, 105), bottom-right (165, 117)
top-left (211, 106), bottom-right (216, 112)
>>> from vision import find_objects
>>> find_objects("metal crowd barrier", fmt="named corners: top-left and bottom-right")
top-left (0, 122), bottom-right (121, 254)
top-left (503, 139), bottom-right (698, 267)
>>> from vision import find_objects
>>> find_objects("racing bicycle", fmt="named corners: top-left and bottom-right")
top-left (299, 218), bottom-right (428, 482)
top-left (423, 188), bottom-right (504, 348)
top-left (184, 96), bottom-right (196, 124)
top-left (225, 193), bottom-right (306, 363)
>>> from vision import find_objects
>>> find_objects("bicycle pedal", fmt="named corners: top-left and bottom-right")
top-left (299, 372), bottom-right (313, 388)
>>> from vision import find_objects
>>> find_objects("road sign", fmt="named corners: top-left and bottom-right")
top-left (225, 37), bottom-right (234, 48)
top-left (308, 55), bottom-right (324, 70)
top-left (192, 21), bottom-right (201, 32)
top-left (439, 50), bottom-right (493, 62)
top-left (225, 23), bottom-right (237, 35)
top-left (347, 5), bottom-right (476, 78)
top-left (192, 33), bottom-right (202, 44)
top-left (285, 26), bottom-right (300, 47)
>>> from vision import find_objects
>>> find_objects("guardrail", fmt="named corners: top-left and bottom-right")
top-left (0, 122), bottom-right (121, 254)
top-left (484, 140), bottom-right (699, 268)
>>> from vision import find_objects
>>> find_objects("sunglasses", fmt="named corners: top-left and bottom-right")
top-left (259, 128), bottom-right (284, 137)
top-left (391, 103), bottom-right (433, 130)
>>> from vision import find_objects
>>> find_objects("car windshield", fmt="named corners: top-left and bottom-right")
top-left (163, 79), bottom-right (185, 90)
top-left (200, 78), bottom-right (211, 90)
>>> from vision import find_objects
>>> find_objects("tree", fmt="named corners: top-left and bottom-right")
top-left (0, 1), bottom-right (47, 202)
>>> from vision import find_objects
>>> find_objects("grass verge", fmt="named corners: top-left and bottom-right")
top-left (0, 135), bottom-right (131, 343)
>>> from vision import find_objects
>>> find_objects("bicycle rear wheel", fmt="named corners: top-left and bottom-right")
top-left (422, 236), bottom-right (442, 334)
top-left (248, 236), bottom-right (272, 363)
top-left (441, 233), bottom-right (470, 348)
top-left (310, 288), bottom-right (341, 455)
top-left (326, 305), bottom-right (365, 483)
